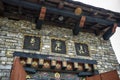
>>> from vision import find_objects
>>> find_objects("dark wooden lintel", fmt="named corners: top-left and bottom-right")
top-left (13, 51), bottom-right (97, 64)
top-left (2, 0), bottom-right (120, 26)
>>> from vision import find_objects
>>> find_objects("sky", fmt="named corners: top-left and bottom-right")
top-left (74, 0), bottom-right (120, 63)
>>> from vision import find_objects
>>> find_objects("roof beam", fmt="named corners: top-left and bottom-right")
top-left (2, 0), bottom-right (120, 26)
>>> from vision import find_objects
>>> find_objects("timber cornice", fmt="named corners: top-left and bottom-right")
top-left (1, 0), bottom-right (120, 40)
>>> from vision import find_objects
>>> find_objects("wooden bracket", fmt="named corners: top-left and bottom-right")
top-left (58, 1), bottom-right (64, 9)
top-left (39, 7), bottom-right (46, 20)
top-left (0, 1), bottom-right (4, 16)
top-left (80, 16), bottom-right (86, 27)
top-left (112, 23), bottom-right (118, 33)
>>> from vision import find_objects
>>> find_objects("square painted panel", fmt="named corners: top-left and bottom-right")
top-left (51, 39), bottom-right (66, 54)
top-left (75, 43), bottom-right (89, 56)
top-left (23, 35), bottom-right (41, 51)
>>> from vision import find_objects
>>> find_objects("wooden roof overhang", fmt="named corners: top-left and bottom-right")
top-left (0, 0), bottom-right (120, 40)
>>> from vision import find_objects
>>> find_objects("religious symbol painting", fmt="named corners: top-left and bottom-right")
top-left (23, 35), bottom-right (41, 51)
top-left (51, 39), bottom-right (66, 54)
top-left (75, 43), bottom-right (89, 56)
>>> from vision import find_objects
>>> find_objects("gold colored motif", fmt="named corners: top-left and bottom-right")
top-left (32, 61), bottom-right (38, 67)
top-left (67, 64), bottom-right (72, 70)
top-left (78, 65), bottom-right (83, 71)
top-left (43, 62), bottom-right (50, 68)
top-left (26, 58), bottom-right (32, 64)
top-left (74, 7), bottom-right (82, 15)
top-left (20, 60), bottom-right (26, 66)
top-left (56, 63), bottom-right (61, 69)
top-left (55, 72), bottom-right (60, 79)
top-left (30, 37), bottom-right (35, 46)
top-left (26, 75), bottom-right (31, 79)
top-left (78, 45), bottom-right (84, 54)
top-left (55, 41), bottom-right (61, 51)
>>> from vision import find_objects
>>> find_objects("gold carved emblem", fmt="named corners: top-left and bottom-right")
top-left (32, 61), bottom-right (38, 67)
top-left (43, 62), bottom-right (50, 68)
top-left (55, 72), bottom-right (60, 79)
top-left (74, 7), bottom-right (82, 15)
top-left (30, 37), bottom-right (35, 46)
top-left (66, 64), bottom-right (72, 70)
top-left (55, 41), bottom-right (61, 51)
top-left (78, 45), bottom-right (84, 54)
top-left (20, 60), bottom-right (26, 66)
top-left (56, 63), bottom-right (61, 69)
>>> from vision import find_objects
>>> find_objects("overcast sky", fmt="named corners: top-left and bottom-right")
top-left (74, 0), bottom-right (120, 63)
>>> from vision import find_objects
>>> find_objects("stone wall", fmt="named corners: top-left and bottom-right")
top-left (0, 17), bottom-right (120, 79)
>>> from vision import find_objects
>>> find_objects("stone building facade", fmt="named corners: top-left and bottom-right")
top-left (0, 17), bottom-right (120, 79)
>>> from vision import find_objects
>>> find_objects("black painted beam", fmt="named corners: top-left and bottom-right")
top-left (78, 71), bottom-right (93, 77)
top-left (13, 51), bottom-right (97, 64)
top-left (73, 24), bottom-right (80, 35)
top-left (36, 19), bottom-right (43, 29)
top-left (2, 0), bottom-right (120, 26)
top-left (103, 26), bottom-right (114, 40)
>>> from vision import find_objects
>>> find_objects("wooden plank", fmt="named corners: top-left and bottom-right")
top-left (2, 0), bottom-right (120, 27)
top-left (86, 70), bottom-right (120, 80)
top-left (101, 70), bottom-right (120, 80)
top-left (86, 75), bottom-right (101, 80)
top-left (78, 71), bottom-right (93, 76)
top-left (13, 51), bottom-right (97, 64)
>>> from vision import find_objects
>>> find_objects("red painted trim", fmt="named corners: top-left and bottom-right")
top-left (79, 16), bottom-right (86, 27)
top-left (39, 7), bottom-right (46, 20)
top-left (112, 23), bottom-right (118, 33)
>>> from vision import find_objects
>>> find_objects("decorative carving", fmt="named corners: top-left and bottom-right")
top-left (80, 16), bottom-right (86, 27)
top-left (51, 39), bottom-right (66, 54)
top-left (51, 60), bottom-right (56, 66)
top-left (112, 23), bottom-right (118, 33)
top-left (43, 61), bottom-right (50, 69)
top-left (74, 7), bottom-right (82, 15)
top-left (20, 59), bottom-right (26, 66)
top-left (39, 59), bottom-right (44, 65)
top-left (32, 60), bottom-right (38, 67)
top-left (55, 72), bottom-right (61, 79)
top-left (74, 62), bottom-right (78, 69)
top-left (75, 43), bottom-right (89, 56)
top-left (26, 58), bottom-right (32, 66)
top-left (66, 64), bottom-right (72, 70)
top-left (6, 51), bottom-right (13, 57)
top-left (78, 64), bottom-right (83, 71)
top-left (56, 62), bottom-right (61, 69)
top-left (23, 35), bottom-right (41, 51)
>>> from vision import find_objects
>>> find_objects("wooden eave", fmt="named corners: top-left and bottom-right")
top-left (0, 0), bottom-right (120, 40)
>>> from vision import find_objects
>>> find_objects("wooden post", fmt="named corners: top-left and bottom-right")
top-left (74, 62), bottom-right (78, 70)
top-left (51, 60), bottom-right (56, 69)
top-left (26, 58), bottom-right (32, 67)
top-left (39, 59), bottom-right (44, 68)
top-left (103, 23), bottom-right (117, 40)
top-left (62, 61), bottom-right (67, 69)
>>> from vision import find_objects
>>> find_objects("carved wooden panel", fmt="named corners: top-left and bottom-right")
top-left (75, 43), bottom-right (89, 56)
top-left (23, 35), bottom-right (41, 51)
top-left (51, 39), bottom-right (66, 54)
